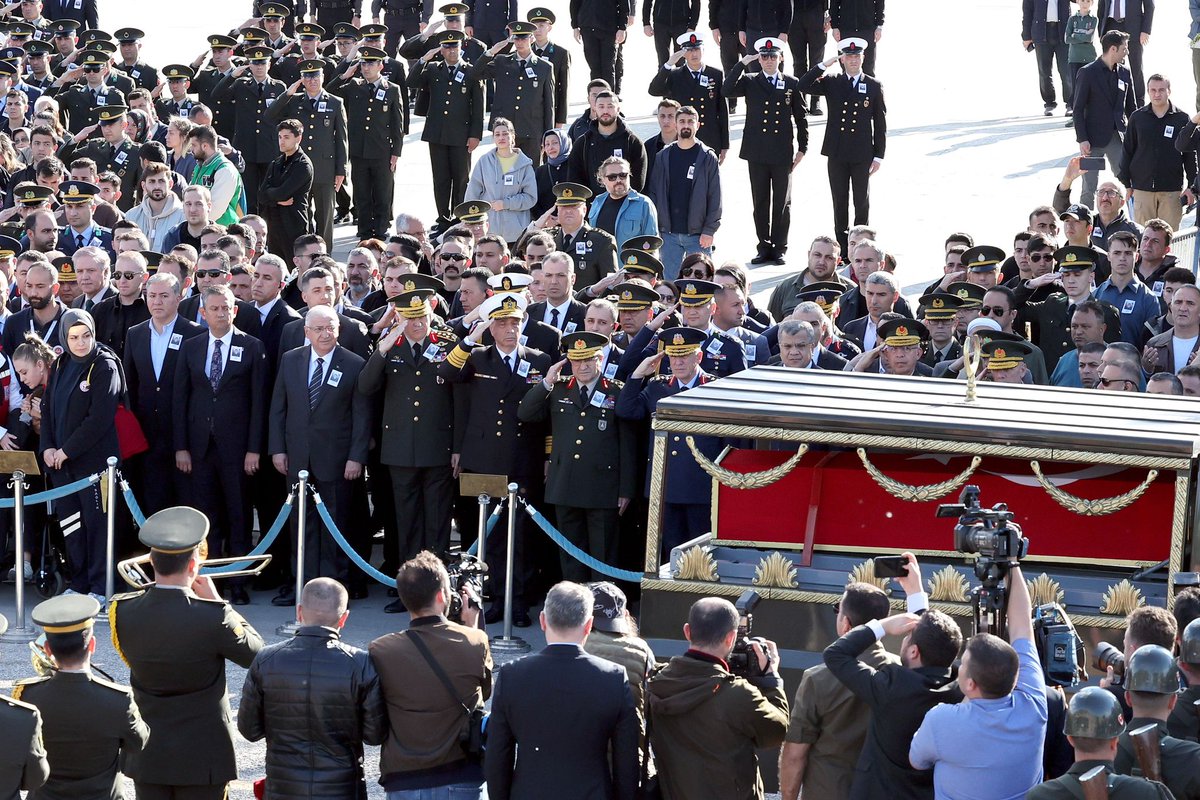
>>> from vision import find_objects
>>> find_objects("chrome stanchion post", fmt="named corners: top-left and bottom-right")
top-left (276, 471), bottom-right (308, 636)
top-left (0, 469), bottom-right (36, 642)
top-left (475, 493), bottom-right (490, 563)
top-left (104, 457), bottom-right (118, 604)
top-left (490, 483), bottom-right (529, 653)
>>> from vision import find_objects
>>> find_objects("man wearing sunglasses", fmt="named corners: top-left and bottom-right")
top-left (177, 248), bottom-right (265, 337)
top-left (91, 249), bottom-right (150, 358)
top-left (978, 286), bottom-right (1051, 385)
top-left (588, 155), bottom-right (657, 254)
top-left (47, 50), bottom-right (131, 129)
top-left (1014, 245), bottom-right (1122, 373)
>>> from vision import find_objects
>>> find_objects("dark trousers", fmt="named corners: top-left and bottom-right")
top-left (717, 27), bottom-right (743, 110)
top-left (57, 478), bottom-right (106, 595)
top-left (1069, 61), bottom-right (1087, 109)
top-left (828, 158), bottom-right (871, 254)
top-left (789, 8), bottom-right (827, 106)
top-left (555, 504), bottom-right (619, 583)
top-left (389, 464), bottom-right (454, 561)
top-left (351, 157), bottom-right (395, 239)
top-left (135, 445), bottom-right (191, 517)
top-left (383, 13), bottom-right (421, 59)
top-left (652, 24), bottom-right (688, 67)
top-left (429, 143), bottom-right (470, 222)
top-left (193, 444), bottom-right (250, 585)
top-left (839, 28), bottom-right (877, 75)
top-left (582, 29), bottom-right (618, 90)
top-left (135, 783), bottom-right (227, 800)
top-left (244, 160), bottom-right (271, 214)
top-left (315, 6), bottom-right (354, 31)
top-left (291, 474), bottom-right (350, 585)
top-left (515, 137), bottom-right (543, 167)
top-left (1035, 24), bottom-right (1071, 109)
top-left (662, 501), bottom-right (710, 557)
top-left (748, 160), bottom-right (792, 254)
top-left (251, 466), bottom-right (289, 588)
top-left (1108, 17), bottom-right (1145, 106)
top-left (311, 180), bottom-right (335, 250)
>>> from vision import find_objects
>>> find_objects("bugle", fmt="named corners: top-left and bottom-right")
top-left (116, 552), bottom-right (273, 590)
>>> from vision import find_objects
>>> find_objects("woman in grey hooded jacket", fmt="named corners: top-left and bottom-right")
top-left (465, 117), bottom-right (537, 245)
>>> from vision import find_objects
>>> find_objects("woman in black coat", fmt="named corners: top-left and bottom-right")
top-left (531, 129), bottom-right (572, 220)
top-left (41, 309), bottom-right (121, 600)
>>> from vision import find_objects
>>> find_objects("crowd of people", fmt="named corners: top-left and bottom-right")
top-left (0, 0), bottom-right (1197, 797)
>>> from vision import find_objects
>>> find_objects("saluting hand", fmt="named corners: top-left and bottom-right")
top-left (632, 351), bottom-right (665, 378)
top-left (421, 46), bottom-right (440, 63)
top-left (648, 303), bottom-right (677, 331)
top-left (543, 358), bottom-right (567, 387)
top-left (377, 319), bottom-right (406, 353)
top-left (287, 79), bottom-right (303, 94)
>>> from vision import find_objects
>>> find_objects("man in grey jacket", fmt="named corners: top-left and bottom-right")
top-left (645, 106), bottom-right (722, 281)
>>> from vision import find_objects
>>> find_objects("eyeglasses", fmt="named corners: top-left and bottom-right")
top-left (978, 305), bottom-right (1008, 317)
top-left (82, 66), bottom-right (102, 73)
top-left (679, 269), bottom-right (710, 278)
top-left (1028, 253), bottom-right (1052, 263)
top-left (196, 268), bottom-right (230, 278)
top-left (603, 172), bottom-right (629, 181)
top-left (1098, 376), bottom-right (1131, 387)
top-left (832, 601), bottom-right (841, 615)
top-left (439, 253), bottom-right (467, 262)
top-left (114, 271), bottom-right (145, 280)
top-left (305, 325), bottom-right (336, 334)
top-left (1097, 189), bottom-right (1121, 198)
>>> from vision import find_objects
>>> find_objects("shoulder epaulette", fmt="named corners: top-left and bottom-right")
top-left (11, 675), bottom-right (51, 700)
top-left (91, 674), bottom-right (133, 694)
top-left (2, 692), bottom-right (38, 711)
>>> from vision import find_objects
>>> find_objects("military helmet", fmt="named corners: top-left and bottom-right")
top-left (1125, 644), bottom-right (1179, 694)
top-left (1064, 686), bottom-right (1124, 739)
top-left (1183, 618), bottom-right (1200, 665)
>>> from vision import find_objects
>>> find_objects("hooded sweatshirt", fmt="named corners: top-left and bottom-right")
top-left (125, 191), bottom-right (186, 252)
top-left (646, 651), bottom-right (789, 800)
top-left (566, 117), bottom-right (648, 197)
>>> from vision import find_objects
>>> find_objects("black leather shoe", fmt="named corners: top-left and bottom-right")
top-left (512, 609), bottom-right (532, 628)
top-left (386, 587), bottom-right (398, 597)
top-left (384, 597), bottom-right (407, 613)
top-left (750, 253), bottom-right (773, 265)
top-left (808, 105), bottom-right (823, 116)
top-left (231, 587), bottom-right (250, 606)
top-left (271, 588), bottom-right (295, 607)
top-left (349, 586), bottom-right (369, 600)
top-left (484, 604), bottom-right (504, 625)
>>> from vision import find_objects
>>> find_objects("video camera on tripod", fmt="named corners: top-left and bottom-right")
top-left (937, 485), bottom-right (1029, 637)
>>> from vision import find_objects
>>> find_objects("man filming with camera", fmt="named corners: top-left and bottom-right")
top-left (909, 557), bottom-right (1048, 799)
top-left (369, 552), bottom-right (492, 799)
top-left (824, 552), bottom-right (964, 800)
top-left (646, 596), bottom-right (790, 800)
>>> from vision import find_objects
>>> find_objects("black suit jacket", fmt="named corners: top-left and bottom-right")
top-left (178, 295), bottom-right (265, 340)
top-left (125, 316), bottom-right (206, 451)
top-left (1072, 57), bottom-right (1136, 149)
top-left (816, 346), bottom-right (850, 370)
top-left (836, 286), bottom-right (913, 323)
top-left (172, 329), bottom-right (267, 460)
top-left (255, 299), bottom-right (303, 380)
top-left (1021, 0), bottom-right (1071, 42)
top-left (797, 66), bottom-right (886, 163)
top-left (278, 311), bottom-right (371, 362)
top-left (268, 345), bottom-right (370, 482)
top-left (484, 643), bottom-right (638, 800)
top-left (528, 300), bottom-right (587, 336)
top-left (824, 625), bottom-right (962, 800)
top-left (1098, 0), bottom-right (1154, 36)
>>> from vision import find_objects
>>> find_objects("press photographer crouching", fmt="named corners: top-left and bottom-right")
top-left (823, 553), bottom-right (964, 799)
top-left (1113, 644), bottom-right (1200, 800)
top-left (647, 596), bottom-right (790, 800)
top-left (369, 552), bottom-right (493, 800)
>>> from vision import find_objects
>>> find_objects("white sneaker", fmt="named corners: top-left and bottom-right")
top-left (87, 592), bottom-right (106, 607)
top-left (62, 588), bottom-right (80, 595)
top-left (4, 561), bottom-right (30, 582)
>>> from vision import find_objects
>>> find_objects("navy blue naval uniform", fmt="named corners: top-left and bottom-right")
top-left (616, 369), bottom-right (721, 555)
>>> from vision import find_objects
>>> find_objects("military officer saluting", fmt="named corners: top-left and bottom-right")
top-left (527, 7), bottom-right (570, 128)
top-left (189, 35), bottom-right (239, 137)
top-left (797, 38), bottom-right (887, 256)
top-left (360, 23), bottom-right (418, 88)
top-left (327, 44), bottom-right (404, 240)
top-left (1113, 645), bottom-right (1200, 799)
top-left (256, 2), bottom-right (295, 49)
top-left (154, 65), bottom-right (198, 120)
top-left (471, 20), bottom-right (554, 162)
top-left (109, 506), bottom-right (265, 800)
top-left (648, 31), bottom-right (730, 159)
top-left (273, 22), bottom-right (339, 85)
top-left (14, 594), bottom-right (148, 800)
top-left (22, 39), bottom-right (56, 91)
top-left (267, 54), bottom-right (349, 248)
top-left (918, 292), bottom-right (965, 368)
top-left (438, 291), bottom-right (553, 627)
top-left (544, 182), bottom-right (618, 291)
top-left (1028, 686), bottom-right (1174, 800)
top-left (518, 330), bottom-right (636, 582)
top-left (212, 44), bottom-right (286, 214)
top-left (724, 36), bottom-right (807, 266)
top-left (57, 104), bottom-right (141, 212)
top-left (398, 6), bottom-right (486, 70)
top-left (45, 49), bottom-right (128, 131)
top-left (408, 28), bottom-right (482, 227)
top-left (619, 278), bottom-right (747, 379)
top-left (113, 28), bottom-right (159, 92)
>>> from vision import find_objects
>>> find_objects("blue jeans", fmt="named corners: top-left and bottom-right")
top-left (387, 784), bottom-right (483, 800)
top-left (660, 232), bottom-right (711, 281)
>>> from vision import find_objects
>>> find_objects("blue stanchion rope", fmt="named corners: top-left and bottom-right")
top-left (312, 490), bottom-right (398, 587)
top-left (466, 501), bottom-right (505, 556)
top-left (521, 499), bottom-right (643, 582)
top-left (120, 480), bottom-right (147, 526)
top-left (203, 491), bottom-right (295, 574)
top-left (0, 473), bottom-right (101, 508)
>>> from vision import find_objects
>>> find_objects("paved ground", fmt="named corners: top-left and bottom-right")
top-left (1, 0), bottom-right (1199, 796)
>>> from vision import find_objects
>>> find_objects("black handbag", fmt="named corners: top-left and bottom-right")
top-left (407, 630), bottom-right (487, 761)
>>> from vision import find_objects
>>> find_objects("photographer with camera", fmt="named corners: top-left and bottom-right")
top-left (646, 596), bottom-right (790, 800)
top-left (1168, 589), bottom-right (1200, 743)
top-left (369, 552), bottom-right (493, 799)
top-left (1101, 606), bottom-right (1179, 721)
top-left (779, 582), bottom-right (897, 800)
top-left (910, 559), bottom-right (1049, 799)
top-left (1112, 644), bottom-right (1200, 800)
top-left (824, 552), bottom-right (964, 800)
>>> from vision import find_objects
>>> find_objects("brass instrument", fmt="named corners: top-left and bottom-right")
top-left (116, 552), bottom-right (273, 590)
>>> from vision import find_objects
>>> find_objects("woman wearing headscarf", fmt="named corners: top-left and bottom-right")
top-left (40, 309), bottom-right (122, 602)
top-left (532, 128), bottom-right (572, 219)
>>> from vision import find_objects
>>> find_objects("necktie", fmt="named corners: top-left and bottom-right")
top-left (503, 354), bottom-right (513, 372)
top-left (84, 297), bottom-right (94, 311)
top-left (76, 233), bottom-right (84, 249)
top-left (550, 308), bottom-right (560, 329)
top-left (258, 82), bottom-right (265, 98)
top-left (308, 356), bottom-right (323, 409)
top-left (209, 339), bottom-right (223, 390)
top-left (412, 342), bottom-right (422, 363)
top-left (580, 385), bottom-right (589, 406)
top-left (311, 96), bottom-right (319, 111)
top-left (693, 71), bottom-right (701, 83)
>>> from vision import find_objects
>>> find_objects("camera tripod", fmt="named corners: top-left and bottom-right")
top-left (970, 557), bottom-right (1010, 638)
